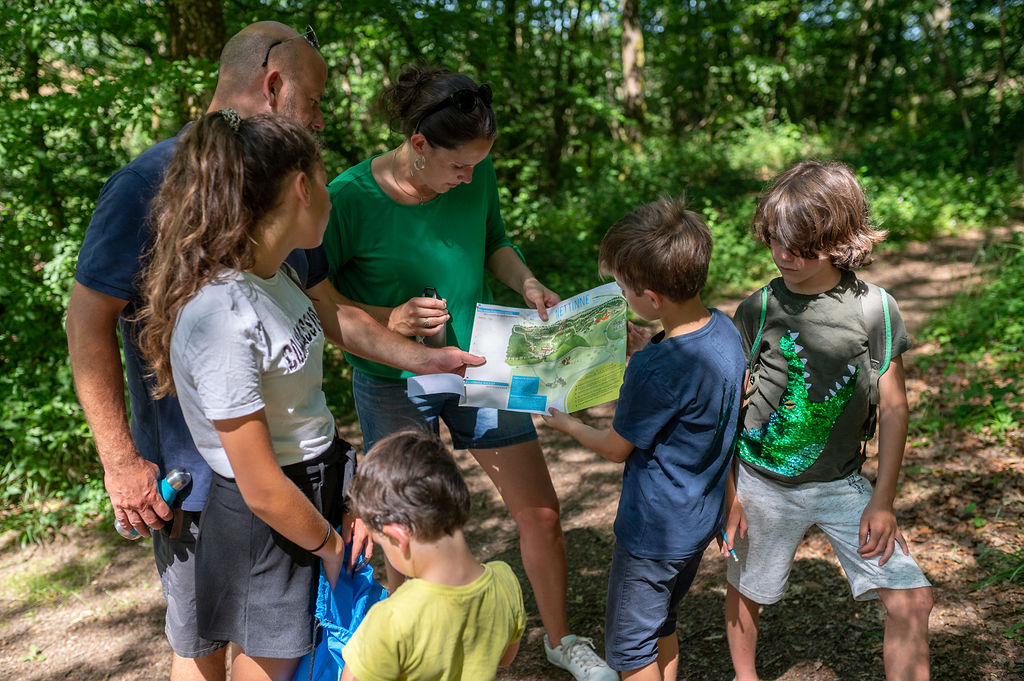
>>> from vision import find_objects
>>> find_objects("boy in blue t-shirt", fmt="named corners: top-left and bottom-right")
top-left (544, 197), bottom-right (746, 681)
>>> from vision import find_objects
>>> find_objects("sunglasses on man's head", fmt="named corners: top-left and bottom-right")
top-left (416, 84), bottom-right (493, 131)
top-left (261, 25), bottom-right (319, 68)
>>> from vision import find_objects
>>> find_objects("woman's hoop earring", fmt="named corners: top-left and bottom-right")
top-left (413, 154), bottom-right (426, 172)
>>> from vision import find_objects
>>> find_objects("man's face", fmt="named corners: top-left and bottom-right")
top-left (276, 49), bottom-right (327, 131)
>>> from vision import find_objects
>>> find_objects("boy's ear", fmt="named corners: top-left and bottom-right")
top-left (641, 289), bottom-right (663, 309)
top-left (380, 523), bottom-right (411, 551)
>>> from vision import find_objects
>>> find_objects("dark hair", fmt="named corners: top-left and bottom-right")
top-left (136, 111), bottom-right (322, 397)
top-left (752, 160), bottom-right (885, 269)
top-left (347, 430), bottom-right (471, 540)
top-left (376, 64), bottom-right (497, 149)
top-left (598, 197), bottom-right (712, 302)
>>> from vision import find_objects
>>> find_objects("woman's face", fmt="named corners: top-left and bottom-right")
top-left (419, 137), bottom-right (494, 194)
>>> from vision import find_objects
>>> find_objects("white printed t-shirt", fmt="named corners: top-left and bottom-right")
top-left (170, 266), bottom-right (335, 478)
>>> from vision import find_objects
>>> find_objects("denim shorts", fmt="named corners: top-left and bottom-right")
top-left (604, 540), bottom-right (703, 671)
top-left (352, 369), bottom-right (537, 452)
top-left (727, 464), bottom-right (931, 604)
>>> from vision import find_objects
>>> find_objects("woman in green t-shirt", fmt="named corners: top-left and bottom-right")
top-left (322, 65), bottom-right (618, 680)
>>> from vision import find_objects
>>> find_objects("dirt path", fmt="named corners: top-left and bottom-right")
top-left (2, 231), bottom-right (1021, 681)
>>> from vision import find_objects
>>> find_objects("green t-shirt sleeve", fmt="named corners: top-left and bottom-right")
top-left (324, 171), bottom-right (361, 280)
top-left (885, 290), bottom-right (912, 358)
top-left (322, 204), bottom-right (346, 279)
top-left (481, 157), bottom-right (513, 259)
top-left (507, 566), bottom-right (526, 642)
top-left (488, 561), bottom-right (526, 644)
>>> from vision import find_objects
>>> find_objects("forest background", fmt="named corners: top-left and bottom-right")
top-left (1, 0), bottom-right (1022, 604)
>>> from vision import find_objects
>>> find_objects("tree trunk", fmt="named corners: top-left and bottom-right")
top-left (619, 0), bottom-right (645, 140)
top-left (918, 1), bottom-right (975, 155)
top-left (545, 2), bottom-right (584, 188)
top-left (166, 0), bottom-right (225, 124)
top-left (835, 0), bottom-right (877, 128)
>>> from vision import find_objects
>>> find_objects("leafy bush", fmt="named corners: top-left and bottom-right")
top-left (860, 167), bottom-right (1021, 244)
top-left (915, 232), bottom-right (1024, 439)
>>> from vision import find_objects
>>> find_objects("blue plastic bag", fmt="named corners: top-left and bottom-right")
top-left (292, 552), bottom-right (388, 681)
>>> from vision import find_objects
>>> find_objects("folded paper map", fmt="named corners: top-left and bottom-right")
top-left (408, 282), bottom-right (628, 414)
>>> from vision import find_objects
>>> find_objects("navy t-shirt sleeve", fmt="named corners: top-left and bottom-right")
top-left (75, 135), bottom-right (182, 301)
top-left (74, 166), bottom-right (157, 300)
top-left (302, 245), bottom-right (330, 287)
top-left (612, 349), bottom-right (679, 451)
top-left (282, 246), bottom-right (328, 290)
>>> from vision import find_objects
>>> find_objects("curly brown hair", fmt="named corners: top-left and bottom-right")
top-left (134, 111), bottom-right (321, 398)
top-left (752, 160), bottom-right (885, 268)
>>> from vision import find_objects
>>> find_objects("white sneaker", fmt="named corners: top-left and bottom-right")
top-left (544, 634), bottom-right (619, 681)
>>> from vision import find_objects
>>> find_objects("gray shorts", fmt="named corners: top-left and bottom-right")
top-left (152, 513), bottom-right (227, 658)
top-left (727, 464), bottom-right (930, 604)
top-left (196, 439), bottom-right (353, 659)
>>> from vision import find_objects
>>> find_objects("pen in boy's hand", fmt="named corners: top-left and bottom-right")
top-left (721, 529), bottom-right (739, 562)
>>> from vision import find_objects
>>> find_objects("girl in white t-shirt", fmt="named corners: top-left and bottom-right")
top-left (136, 110), bottom-right (367, 681)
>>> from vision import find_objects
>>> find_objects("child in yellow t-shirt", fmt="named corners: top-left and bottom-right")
top-left (340, 430), bottom-right (525, 681)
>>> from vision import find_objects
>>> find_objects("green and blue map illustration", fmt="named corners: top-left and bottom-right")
top-left (463, 283), bottom-right (627, 413)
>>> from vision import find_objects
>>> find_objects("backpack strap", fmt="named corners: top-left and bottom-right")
top-left (861, 281), bottom-right (892, 376)
top-left (859, 280), bottom-right (892, 440)
top-left (747, 286), bottom-right (770, 381)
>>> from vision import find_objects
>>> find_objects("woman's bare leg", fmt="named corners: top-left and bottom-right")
top-left (471, 439), bottom-right (569, 641)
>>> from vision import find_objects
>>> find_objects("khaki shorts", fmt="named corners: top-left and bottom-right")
top-left (727, 464), bottom-right (930, 604)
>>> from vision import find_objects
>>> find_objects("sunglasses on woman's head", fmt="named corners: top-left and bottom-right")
top-left (416, 84), bottom-right (493, 132)
top-left (261, 25), bottom-right (319, 68)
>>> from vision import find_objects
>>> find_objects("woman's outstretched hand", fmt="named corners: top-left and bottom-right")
top-left (388, 295), bottom-right (451, 337)
top-left (521, 277), bottom-right (560, 321)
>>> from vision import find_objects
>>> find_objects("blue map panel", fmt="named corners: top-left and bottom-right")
top-left (508, 375), bottom-right (547, 412)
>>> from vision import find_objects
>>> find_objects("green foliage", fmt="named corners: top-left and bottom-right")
top-left (1, 0), bottom-right (1022, 541)
top-left (0, 1), bottom-right (212, 542)
top-left (914, 232), bottom-right (1024, 441)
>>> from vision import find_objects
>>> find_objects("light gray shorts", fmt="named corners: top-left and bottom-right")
top-left (727, 464), bottom-right (930, 604)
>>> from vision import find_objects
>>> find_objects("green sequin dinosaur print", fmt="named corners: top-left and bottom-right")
top-left (738, 331), bottom-right (858, 477)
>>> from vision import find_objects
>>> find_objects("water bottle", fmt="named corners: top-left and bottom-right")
top-left (417, 286), bottom-right (447, 348)
top-left (114, 467), bottom-right (192, 540)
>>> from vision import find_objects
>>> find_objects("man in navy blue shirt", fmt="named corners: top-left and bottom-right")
top-left (66, 21), bottom-right (478, 681)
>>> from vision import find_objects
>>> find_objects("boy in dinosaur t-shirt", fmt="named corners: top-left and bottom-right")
top-left (723, 161), bottom-right (933, 681)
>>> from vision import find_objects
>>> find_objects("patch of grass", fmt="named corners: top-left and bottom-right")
top-left (4, 553), bottom-right (108, 606)
top-left (975, 545), bottom-right (1024, 589)
top-left (913, 232), bottom-right (1024, 441)
top-left (0, 476), bottom-right (110, 548)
